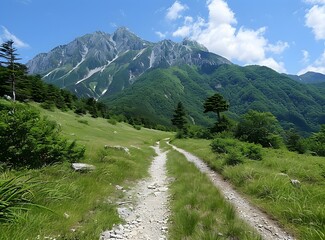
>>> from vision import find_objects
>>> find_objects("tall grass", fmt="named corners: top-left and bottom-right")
top-left (173, 138), bottom-right (325, 239)
top-left (166, 149), bottom-right (261, 239)
top-left (0, 104), bottom-right (172, 240)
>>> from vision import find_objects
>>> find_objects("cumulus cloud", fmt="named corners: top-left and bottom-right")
top-left (155, 31), bottom-right (167, 38)
top-left (0, 26), bottom-right (29, 48)
top-left (305, 4), bottom-right (325, 40)
top-left (266, 41), bottom-right (289, 54)
top-left (304, 0), bottom-right (325, 4)
top-left (166, 1), bottom-right (188, 21)
top-left (298, 50), bottom-right (325, 74)
top-left (168, 0), bottom-right (287, 73)
top-left (301, 50), bottom-right (310, 64)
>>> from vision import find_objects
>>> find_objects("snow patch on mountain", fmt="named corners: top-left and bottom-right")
top-left (76, 67), bottom-right (102, 85)
top-left (133, 48), bottom-right (146, 61)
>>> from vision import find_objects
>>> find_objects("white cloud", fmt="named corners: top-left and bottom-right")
top-left (256, 58), bottom-right (286, 73)
top-left (305, 4), bottom-right (325, 40)
top-left (169, 0), bottom-right (287, 73)
top-left (155, 31), bottom-right (167, 38)
top-left (0, 26), bottom-right (29, 48)
top-left (301, 50), bottom-right (310, 64)
top-left (266, 41), bottom-right (289, 54)
top-left (304, 0), bottom-right (325, 4)
top-left (166, 1), bottom-right (188, 21)
top-left (298, 50), bottom-right (325, 74)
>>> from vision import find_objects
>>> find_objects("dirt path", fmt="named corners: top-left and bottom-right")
top-left (170, 143), bottom-right (295, 240)
top-left (100, 143), bottom-right (170, 240)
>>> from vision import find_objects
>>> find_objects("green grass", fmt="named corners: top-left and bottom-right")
top-left (172, 138), bottom-right (325, 240)
top-left (166, 148), bottom-right (261, 240)
top-left (0, 104), bottom-right (172, 240)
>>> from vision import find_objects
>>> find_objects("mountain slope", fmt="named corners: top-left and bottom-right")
top-left (27, 27), bottom-right (231, 99)
top-left (105, 64), bottom-right (325, 134)
top-left (27, 28), bottom-right (325, 134)
top-left (286, 71), bottom-right (325, 84)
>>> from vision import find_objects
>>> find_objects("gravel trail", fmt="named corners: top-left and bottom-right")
top-left (170, 143), bottom-right (295, 240)
top-left (100, 143), bottom-right (170, 240)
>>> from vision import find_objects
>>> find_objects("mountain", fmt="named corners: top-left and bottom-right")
top-left (105, 64), bottom-right (325, 135)
top-left (27, 27), bottom-right (325, 134)
top-left (27, 27), bottom-right (231, 99)
top-left (286, 71), bottom-right (325, 84)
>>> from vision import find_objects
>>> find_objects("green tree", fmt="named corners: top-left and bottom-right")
top-left (204, 93), bottom-right (229, 121)
top-left (0, 40), bottom-right (21, 101)
top-left (235, 110), bottom-right (283, 148)
top-left (204, 93), bottom-right (229, 133)
top-left (171, 102), bottom-right (187, 131)
top-left (285, 129), bottom-right (306, 154)
top-left (0, 103), bottom-right (85, 168)
top-left (308, 125), bottom-right (325, 156)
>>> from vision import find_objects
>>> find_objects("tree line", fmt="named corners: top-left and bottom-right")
top-left (172, 93), bottom-right (325, 156)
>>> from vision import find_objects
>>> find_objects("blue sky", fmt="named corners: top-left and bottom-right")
top-left (1, 0), bottom-right (325, 75)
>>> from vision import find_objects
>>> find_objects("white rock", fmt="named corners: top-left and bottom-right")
top-left (71, 163), bottom-right (95, 171)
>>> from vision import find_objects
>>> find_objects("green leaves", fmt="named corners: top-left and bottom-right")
top-left (0, 103), bottom-right (85, 168)
top-left (235, 110), bottom-right (283, 148)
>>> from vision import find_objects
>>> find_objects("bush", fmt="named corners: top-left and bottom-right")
top-left (210, 138), bottom-right (237, 154)
top-left (78, 119), bottom-right (89, 125)
top-left (107, 118), bottom-right (117, 125)
top-left (224, 150), bottom-right (244, 166)
top-left (0, 103), bottom-right (85, 168)
top-left (241, 144), bottom-right (263, 160)
top-left (186, 125), bottom-right (212, 139)
top-left (40, 101), bottom-right (55, 111)
top-left (235, 110), bottom-right (284, 148)
top-left (133, 125), bottom-right (141, 130)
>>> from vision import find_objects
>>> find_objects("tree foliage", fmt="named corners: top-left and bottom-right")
top-left (171, 102), bottom-right (187, 131)
top-left (204, 93), bottom-right (230, 133)
top-left (0, 40), bottom-right (21, 101)
top-left (0, 103), bottom-right (85, 168)
top-left (308, 125), bottom-right (325, 156)
top-left (203, 93), bottom-right (229, 121)
top-left (235, 110), bottom-right (283, 148)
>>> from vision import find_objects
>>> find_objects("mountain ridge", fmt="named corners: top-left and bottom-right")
top-left (27, 27), bottom-right (231, 99)
top-left (26, 27), bottom-right (325, 134)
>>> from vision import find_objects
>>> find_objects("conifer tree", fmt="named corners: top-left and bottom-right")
top-left (0, 40), bottom-right (21, 101)
top-left (171, 102), bottom-right (187, 131)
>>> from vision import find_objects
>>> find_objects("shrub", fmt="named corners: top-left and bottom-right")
top-left (107, 118), bottom-right (117, 125)
top-left (241, 144), bottom-right (263, 160)
top-left (133, 125), bottom-right (141, 130)
top-left (224, 150), bottom-right (244, 166)
top-left (210, 138), bottom-right (237, 154)
top-left (40, 101), bottom-right (55, 111)
top-left (78, 119), bottom-right (89, 125)
top-left (0, 103), bottom-right (85, 168)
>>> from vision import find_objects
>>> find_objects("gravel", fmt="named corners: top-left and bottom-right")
top-left (100, 144), bottom-right (170, 240)
top-left (170, 143), bottom-right (295, 240)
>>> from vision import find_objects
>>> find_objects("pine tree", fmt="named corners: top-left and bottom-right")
top-left (204, 93), bottom-right (229, 133)
top-left (0, 40), bottom-right (21, 101)
top-left (203, 93), bottom-right (229, 122)
top-left (171, 102), bottom-right (187, 131)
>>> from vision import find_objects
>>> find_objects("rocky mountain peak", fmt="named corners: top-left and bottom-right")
top-left (182, 38), bottom-right (208, 52)
top-left (27, 28), bottom-right (232, 100)
top-left (112, 27), bottom-right (148, 53)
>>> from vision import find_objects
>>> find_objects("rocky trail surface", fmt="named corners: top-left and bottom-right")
top-left (170, 143), bottom-right (295, 240)
top-left (100, 142), bottom-right (295, 240)
top-left (100, 143), bottom-right (170, 240)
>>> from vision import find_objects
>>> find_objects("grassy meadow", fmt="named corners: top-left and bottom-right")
top-left (164, 142), bottom-right (261, 239)
top-left (172, 138), bottom-right (325, 240)
top-left (0, 104), bottom-right (172, 240)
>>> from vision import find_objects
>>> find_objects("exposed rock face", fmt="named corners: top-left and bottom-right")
top-left (27, 27), bottom-right (231, 99)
